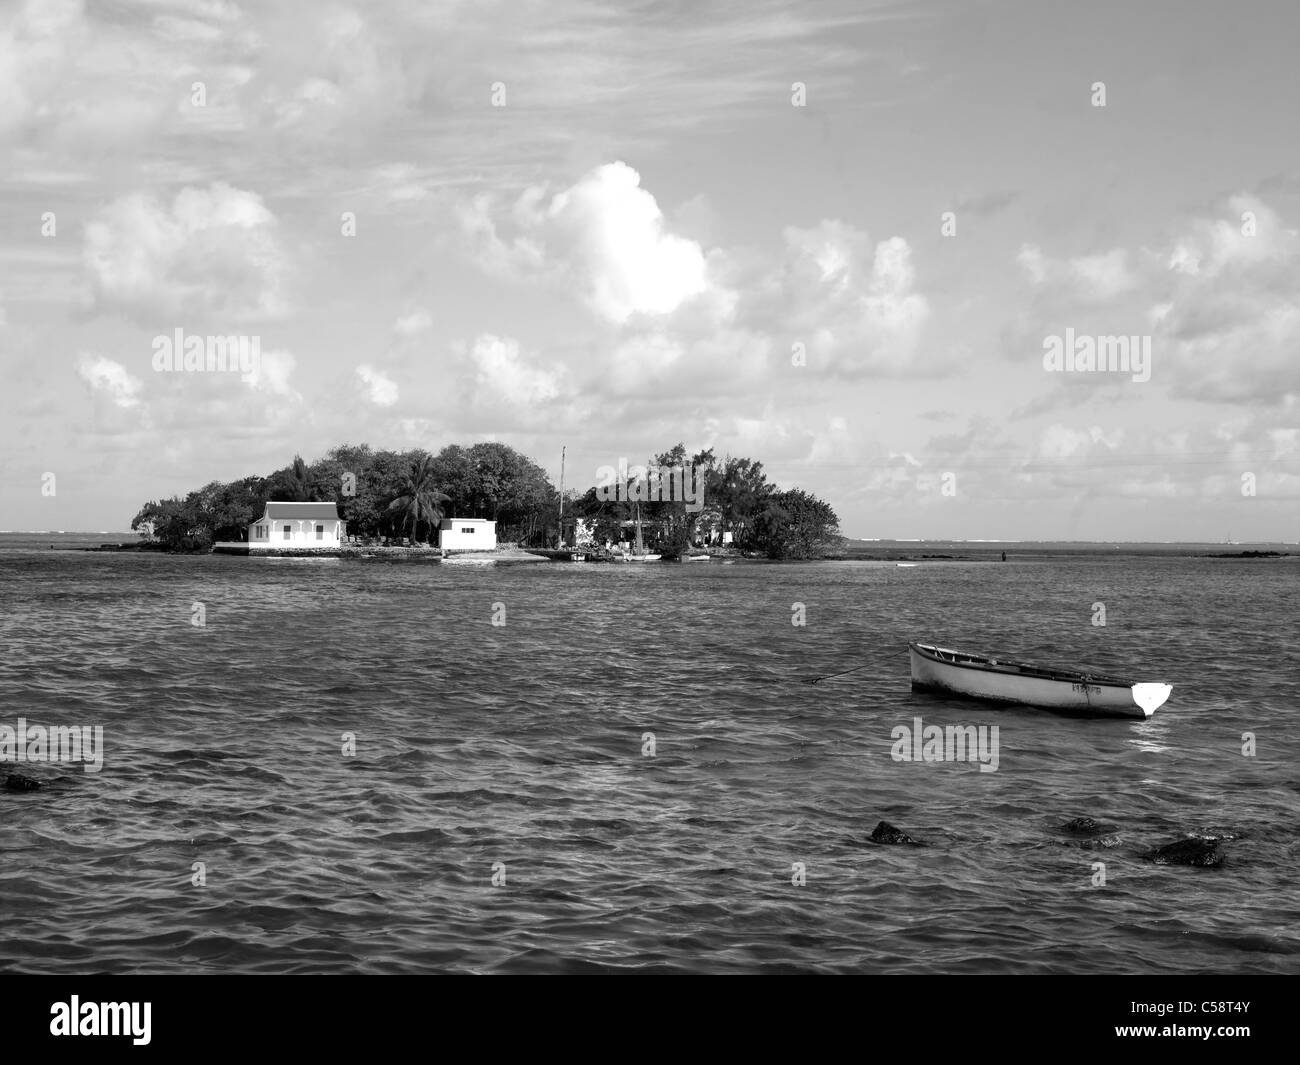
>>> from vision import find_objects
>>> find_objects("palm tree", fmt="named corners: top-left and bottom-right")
top-left (384, 454), bottom-right (450, 545)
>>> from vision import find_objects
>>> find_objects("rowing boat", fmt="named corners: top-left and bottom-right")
top-left (908, 641), bottom-right (1171, 719)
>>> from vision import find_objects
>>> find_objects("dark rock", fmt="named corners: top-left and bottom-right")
top-left (5, 773), bottom-right (42, 792)
top-left (1059, 817), bottom-right (1121, 847)
top-left (870, 820), bottom-right (924, 845)
top-left (1149, 838), bottom-right (1223, 867)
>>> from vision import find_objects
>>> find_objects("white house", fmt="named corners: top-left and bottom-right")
top-left (248, 501), bottom-right (346, 550)
top-left (438, 517), bottom-right (497, 552)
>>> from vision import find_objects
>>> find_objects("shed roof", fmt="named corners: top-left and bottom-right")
top-left (261, 502), bottom-right (341, 520)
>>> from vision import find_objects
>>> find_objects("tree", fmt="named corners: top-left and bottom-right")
top-left (752, 488), bottom-right (841, 559)
top-left (383, 454), bottom-right (450, 544)
top-left (429, 445), bottom-right (480, 517)
top-left (715, 456), bottom-right (772, 546)
top-left (263, 453), bottom-right (314, 502)
top-left (460, 442), bottom-right (559, 544)
top-left (344, 449), bottom-right (408, 540)
top-left (131, 497), bottom-right (211, 552)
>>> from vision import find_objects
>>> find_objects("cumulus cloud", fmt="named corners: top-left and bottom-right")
top-left (1016, 244), bottom-right (1137, 299)
top-left (547, 162), bottom-right (709, 322)
top-left (1166, 195), bottom-right (1294, 278)
top-left (1009, 195), bottom-right (1299, 407)
top-left (460, 162), bottom-right (714, 324)
top-left (760, 220), bottom-right (930, 375)
top-left (1145, 196), bottom-right (1298, 404)
top-left (1037, 423), bottom-right (1122, 460)
top-left (470, 334), bottom-right (562, 406)
top-left (82, 183), bottom-right (288, 318)
top-left (241, 347), bottom-right (298, 398)
top-left (75, 353), bottom-right (141, 408)
top-left (356, 363), bottom-right (398, 406)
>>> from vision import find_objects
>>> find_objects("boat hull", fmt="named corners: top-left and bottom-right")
top-left (909, 642), bottom-right (1170, 719)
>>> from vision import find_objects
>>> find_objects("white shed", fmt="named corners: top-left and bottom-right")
top-left (438, 518), bottom-right (497, 552)
top-left (248, 501), bottom-right (346, 550)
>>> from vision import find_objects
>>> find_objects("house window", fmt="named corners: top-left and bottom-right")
top-left (283, 524), bottom-right (291, 540)
top-left (316, 524), bottom-right (324, 539)
top-left (462, 527), bottom-right (474, 534)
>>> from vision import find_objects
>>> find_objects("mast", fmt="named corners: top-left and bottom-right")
top-left (558, 445), bottom-right (565, 546)
top-left (635, 499), bottom-right (644, 554)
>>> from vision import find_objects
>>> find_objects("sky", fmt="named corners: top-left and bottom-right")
top-left (0, 0), bottom-right (1297, 540)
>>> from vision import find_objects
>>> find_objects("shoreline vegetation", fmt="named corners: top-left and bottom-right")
top-left (127, 442), bottom-right (844, 560)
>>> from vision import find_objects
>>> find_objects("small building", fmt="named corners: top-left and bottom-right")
top-left (439, 517), bottom-right (497, 552)
top-left (248, 501), bottom-right (346, 550)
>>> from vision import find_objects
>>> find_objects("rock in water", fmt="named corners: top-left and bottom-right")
top-left (1149, 838), bottom-right (1223, 867)
top-left (1059, 816), bottom-right (1122, 848)
top-left (870, 820), bottom-right (924, 845)
top-left (5, 773), bottom-right (42, 792)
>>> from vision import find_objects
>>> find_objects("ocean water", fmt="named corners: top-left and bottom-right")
top-left (0, 545), bottom-right (1297, 974)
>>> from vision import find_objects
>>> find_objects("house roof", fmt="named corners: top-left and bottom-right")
top-left (438, 517), bottom-right (496, 526)
top-left (261, 502), bottom-right (341, 520)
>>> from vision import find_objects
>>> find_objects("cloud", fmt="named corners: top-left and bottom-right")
top-left (393, 310), bottom-right (432, 337)
top-left (456, 193), bottom-right (547, 278)
top-left (241, 347), bottom-right (297, 398)
top-left (1007, 195), bottom-right (1299, 407)
top-left (1149, 196), bottom-right (1299, 404)
top-left (757, 220), bottom-right (929, 375)
top-left (546, 163), bottom-right (709, 323)
top-left (1037, 423), bottom-right (1122, 461)
top-left (75, 352), bottom-right (141, 408)
top-left (82, 183), bottom-right (288, 319)
top-left (1017, 244), bottom-right (1137, 299)
top-left (355, 363), bottom-right (398, 406)
top-left (470, 334), bottom-right (562, 406)
top-left (1166, 195), bottom-right (1295, 278)
top-left (460, 170), bottom-right (934, 398)
top-left (461, 162), bottom-right (713, 324)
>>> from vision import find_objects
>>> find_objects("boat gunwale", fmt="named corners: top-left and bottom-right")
top-left (909, 641), bottom-right (1136, 689)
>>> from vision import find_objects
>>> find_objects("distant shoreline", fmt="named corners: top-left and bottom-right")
top-left (7, 536), bottom-right (1293, 563)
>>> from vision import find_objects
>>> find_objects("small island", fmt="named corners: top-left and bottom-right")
top-left (129, 441), bottom-right (843, 561)
top-left (1205, 550), bottom-right (1290, 559)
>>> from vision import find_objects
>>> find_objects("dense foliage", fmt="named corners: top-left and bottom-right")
top-left (131, 442), bottom-right (559, 550)
top-left (567, 443), bottom-right (842, 560)
top-left (131, 441), bottom-right (841, 558)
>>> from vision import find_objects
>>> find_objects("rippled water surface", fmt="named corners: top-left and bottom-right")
top-left (1, 548), bottom-right (1297, 973)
